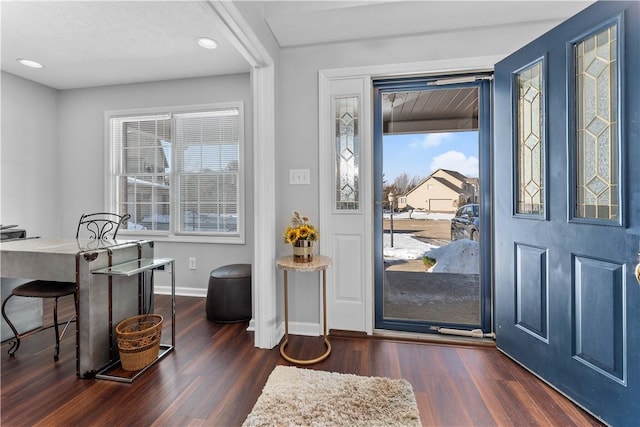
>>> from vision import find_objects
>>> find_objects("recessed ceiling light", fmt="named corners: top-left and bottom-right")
top-left (17, 58), bottom-right (43, 69)
top-left (196, 37), bottom-right (218, 50)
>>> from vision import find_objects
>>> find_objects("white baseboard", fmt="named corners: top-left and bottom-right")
top-left (279, 320), bottom-right (320, 337)
top-left (150, 290), bottom-right (320, 347)
top-left (154, 286), bottom-right (206, 298)
top-left (247, 320), bottom-right (321, 348)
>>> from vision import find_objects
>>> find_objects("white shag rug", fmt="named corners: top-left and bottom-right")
top-left (243, 366), bottom-right (421, 427)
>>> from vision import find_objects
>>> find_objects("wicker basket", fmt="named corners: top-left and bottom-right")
top-left (116, 314), bottom-right (163, 371)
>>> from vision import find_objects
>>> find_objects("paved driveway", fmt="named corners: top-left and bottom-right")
top-left (383, 217), bottom-right (451, 246)
top-left (383, 269), bottom-right (480, 325)
top-left (382, 217), bottom-right (480, 326)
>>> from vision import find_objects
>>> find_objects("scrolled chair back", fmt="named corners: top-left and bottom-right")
top-left (76, 213), bottom-right (131, 240)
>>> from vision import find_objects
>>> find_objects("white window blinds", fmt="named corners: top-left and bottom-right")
top-left (109, 104), bottom-right (243, 237)
top-left (112, 115), bottom-right (172, 231)
top-left (174, 110), bottom-right (240, 233)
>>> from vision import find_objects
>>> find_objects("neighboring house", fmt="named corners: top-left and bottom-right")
top-left (398, 168), bottom-right (476, 212)
top-left (466, 177), bottom-right (480, 203)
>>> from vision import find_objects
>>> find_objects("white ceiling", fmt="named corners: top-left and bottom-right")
top-left (263, 1), bottom-right (594, 48)
top-left (0, 1), bottom-right (251, 90)
top-left (1, 1), bottom-right (594, 90)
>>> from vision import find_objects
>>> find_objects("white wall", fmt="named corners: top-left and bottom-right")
top-left (0, 73), bottom-right (252, 296)
top-left (1, 71), bottom-right (61, 237)
top-left (275, 21), bottom-right (565, 325)
top-left (56, 73), bottom-right (252, 296)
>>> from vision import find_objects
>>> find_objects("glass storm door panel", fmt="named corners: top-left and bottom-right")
top-left (493, 2), bottom-right (640, 425)
top-left (373, 77), bottom-right (492, 335)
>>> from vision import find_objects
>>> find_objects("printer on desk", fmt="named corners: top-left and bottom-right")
top-left (0, 225), bottom-right (26, 241)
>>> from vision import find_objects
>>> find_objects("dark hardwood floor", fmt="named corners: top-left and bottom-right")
top-left (1, 295), bottom-right (603, 426)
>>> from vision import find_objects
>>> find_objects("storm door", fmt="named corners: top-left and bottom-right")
top-left (373, 76), bottom-right (492, 334)
top-left (493, 2), bottom-right (640, 424)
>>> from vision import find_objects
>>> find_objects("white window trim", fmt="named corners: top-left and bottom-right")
top-left (104, 101), bottom-right (245, 244)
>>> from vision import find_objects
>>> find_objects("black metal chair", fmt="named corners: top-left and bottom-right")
top-left (76, 212), bottom-right (131, 240)
top-left (1, 212), bottom-right (130, 360)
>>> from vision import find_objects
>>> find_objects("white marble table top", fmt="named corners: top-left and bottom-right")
top-left (276, 255), bottom-right (332, 272)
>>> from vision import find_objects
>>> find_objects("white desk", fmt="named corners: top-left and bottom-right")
top-left (0, 238), bottom-right (154, 377)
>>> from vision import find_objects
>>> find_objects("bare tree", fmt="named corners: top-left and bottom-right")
top-left (408, 175), bottom-right (424, 191)
top-left (391, 173), bottom-right (424, 196)
top-left (392, 173), bottom-right (411, 195)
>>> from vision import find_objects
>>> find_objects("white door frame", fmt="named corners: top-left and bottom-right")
top-left (203, 1), bottom-right (278, 348)
top-left (319, 56), bottom-right (503, 334)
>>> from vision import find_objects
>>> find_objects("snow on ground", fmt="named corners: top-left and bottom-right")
top-left (425, 240), bottom-right (479, 275)
top-left (381, 209), bottom-right (477, 274)
top-left (383, 233), bottom-right (437, 260)
top-left (383, 211), bottom-right (454, 220)
top-left (384, 231), bottom-right (479, 274)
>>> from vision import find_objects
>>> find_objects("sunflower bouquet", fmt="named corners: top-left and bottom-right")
top-left (283, 211), bottom-right (319, 244)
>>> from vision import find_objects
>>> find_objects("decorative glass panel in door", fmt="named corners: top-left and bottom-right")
top-left (574, 23), bottom-right (619, 221)
top-left (515, 59), bottom-right (546, 217)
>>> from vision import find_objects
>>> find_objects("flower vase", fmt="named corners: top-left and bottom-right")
top-left (293, 240), bottom-right (313, 263)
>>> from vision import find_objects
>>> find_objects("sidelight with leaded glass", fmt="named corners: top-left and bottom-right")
top-left (335, 96), bottom-right (360, 211)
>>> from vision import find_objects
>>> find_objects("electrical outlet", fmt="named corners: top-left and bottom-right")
top-left (189, 257), bottom-right (197, 270)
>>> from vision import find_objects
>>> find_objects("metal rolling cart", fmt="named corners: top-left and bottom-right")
top-left (92, 256), bottom-right (175, 383)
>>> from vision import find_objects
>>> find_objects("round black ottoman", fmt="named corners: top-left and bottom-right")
top-left (206, 264), bottom-right (252, 323)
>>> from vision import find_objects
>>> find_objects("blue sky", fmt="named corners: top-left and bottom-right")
top-left (383, 131), bottom-right (478, 183)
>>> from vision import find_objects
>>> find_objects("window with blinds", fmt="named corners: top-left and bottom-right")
top-left (109, 104), bottom-right (243, 237)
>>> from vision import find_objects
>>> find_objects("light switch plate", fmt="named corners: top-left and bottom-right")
top-left (289, 169), bottom-right (310, 185)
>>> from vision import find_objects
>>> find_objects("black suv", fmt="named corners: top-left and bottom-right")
top-left (450, 203), bottom-right (480, 241)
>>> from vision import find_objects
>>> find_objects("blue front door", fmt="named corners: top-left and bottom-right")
top-left (494, 1), bottom-right (640, 425)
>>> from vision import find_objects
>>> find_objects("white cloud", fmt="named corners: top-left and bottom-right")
top-left (408, 133), bottom-right (453, 150)
top-left (421, 132), bottom-right (453, 148)
top-left (429, 150), bottom-right (478, 177)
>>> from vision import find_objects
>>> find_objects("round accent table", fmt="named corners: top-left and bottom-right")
top-left (276, 255), bottom-right (332, 365)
